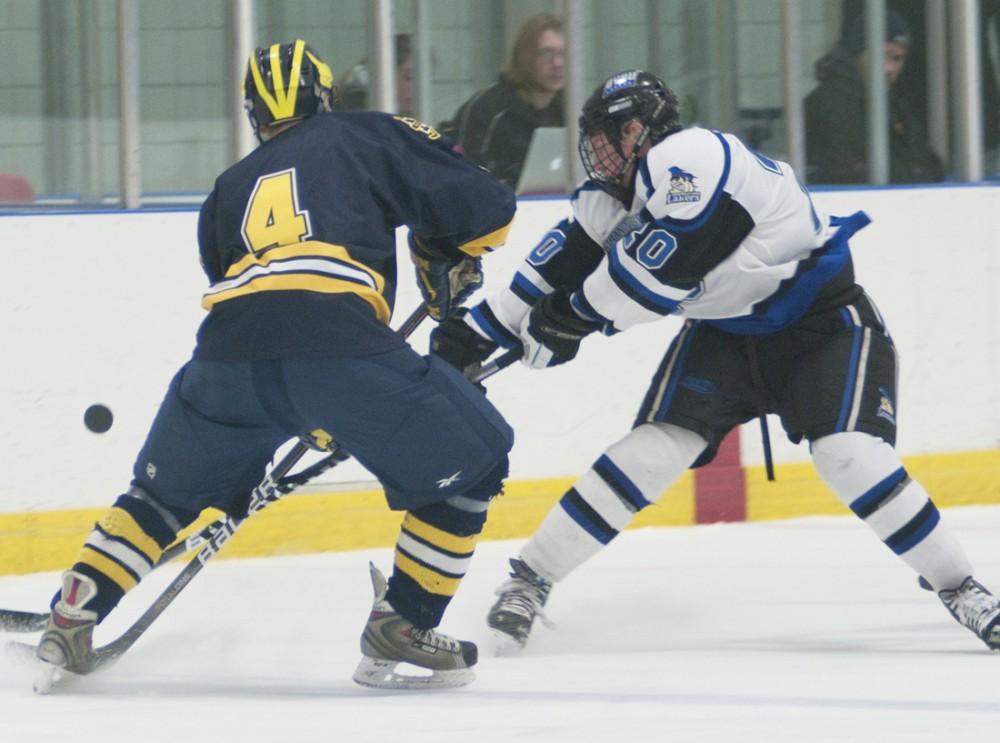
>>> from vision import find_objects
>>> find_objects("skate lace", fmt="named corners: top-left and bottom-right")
top-left (410, 627), bottom-right (461, 653)
top-left (494, 576), bottom-right (555, 629)
top-left (943, 580), bottom-right (1000, 635)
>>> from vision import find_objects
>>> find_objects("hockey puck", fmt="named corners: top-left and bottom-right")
top-left (83, 404), bottom-right (114, 434)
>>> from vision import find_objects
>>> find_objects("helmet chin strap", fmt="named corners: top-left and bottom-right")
top-left (612, 97), bottom-right (668, 199)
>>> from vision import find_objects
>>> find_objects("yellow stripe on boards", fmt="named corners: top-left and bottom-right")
top-left (393, 551), bottom-right (461, 596)
top-left (745, 449), bottom-right (1000, 521)
top-left (0, 451), bottom-right (995, 577)
top-left (78, 546), bottom-right (139, 592)
top-left (97, 507), bottom-right (163, 563)
top-left (401, 514), bottom-right (479, 555)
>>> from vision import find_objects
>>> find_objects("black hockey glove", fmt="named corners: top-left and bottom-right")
top-left (409, 233), bottom-right (483, 321)
top-left (521, 290), bottom-right (602, 369)
top-left (430, 307), bottom-right (499, 376)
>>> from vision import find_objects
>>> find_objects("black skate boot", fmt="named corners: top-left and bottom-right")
top-left (938, 576), bottom-right (1000, 651)
top-left (487, 558), bottom-right (553, 654)
top-left (353, 563), bottom-right (477, 689)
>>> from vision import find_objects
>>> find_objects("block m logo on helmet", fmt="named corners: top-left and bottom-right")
top-left (244, 40), bottom-right (335, 142)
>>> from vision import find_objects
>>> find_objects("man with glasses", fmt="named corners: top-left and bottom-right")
top-left (442, 12), bottom-right (565, 188)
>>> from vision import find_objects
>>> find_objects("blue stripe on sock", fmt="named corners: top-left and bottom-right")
top-left (850, 467), bottom-right (908, 519)
top-left (592, 455), bottom-right (651, 511)
top-left (886, 501), bottom-right (940, 555)
top-left (559, 488), bottom-right (618, 545)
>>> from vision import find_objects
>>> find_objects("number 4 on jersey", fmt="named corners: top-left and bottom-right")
top-left (241, 168), bottom-right (312, 252)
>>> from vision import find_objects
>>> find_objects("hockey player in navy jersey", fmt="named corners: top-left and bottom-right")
top-left (430, 70), bottom-right (1000, 653)
top-left (36, 40), bottom-right (516, 689)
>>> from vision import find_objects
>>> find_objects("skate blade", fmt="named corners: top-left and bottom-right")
top-left (33, 661), bottom-right (63, 695)
top-left (352, 656), bottom-right (474, 690)
top-left (4, 641), bottom-right (67, 694)
top-left (490, 628), bottom-right (526, 657)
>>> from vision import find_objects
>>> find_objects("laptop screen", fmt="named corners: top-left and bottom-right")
top-left (516, 127), bottom-right (569, 195)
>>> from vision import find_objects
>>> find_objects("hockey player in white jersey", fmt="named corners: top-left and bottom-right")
top-left (430, 70), bottom-right (1000, 654)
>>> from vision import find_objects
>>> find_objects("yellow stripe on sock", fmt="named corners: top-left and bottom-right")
top-left (394, 552), bottom-right (461, 596)
top-left (78, 546), bottom-right (139, 592)
top-left (97, 507), bottom-right (163, 563)
top-left (401, 514), bottom-right (479, 555)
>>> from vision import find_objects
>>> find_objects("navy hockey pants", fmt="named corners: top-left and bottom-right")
top-left (132, 347), bottom-right (513, 515)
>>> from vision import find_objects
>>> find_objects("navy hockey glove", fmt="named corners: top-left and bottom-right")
top-left (430, 307), bottom-right (499, 376)
top-left (409, 234), bottom-right (483, 321)
top-left (521, 290), bottom-right (601, 369)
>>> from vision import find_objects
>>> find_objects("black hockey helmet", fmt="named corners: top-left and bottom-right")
top-left (244, 40), bottom-right (335, 142)
top-left (578, 70), bottom-right (680, 201)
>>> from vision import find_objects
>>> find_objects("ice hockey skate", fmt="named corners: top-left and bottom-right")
top-left (487, 558), bottom-right (554, 654)
top-left (33, 570), bottom-right (99, 693)
top-left (352, 563), bottom-right (477, 689)
top-left (938, 576), bottom-right (1000, 651)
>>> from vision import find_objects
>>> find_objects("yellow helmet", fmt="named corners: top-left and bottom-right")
top-left (243, 40), bottom-right (335, 141)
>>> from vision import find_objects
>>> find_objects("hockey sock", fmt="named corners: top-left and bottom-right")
top-left (386, 499), bottom-right (487, 630)
top-left (60, 485), bottom-right (198, 622)
top-left (520, 422), bottom-right (707, 583)
top-left (386, 459), bottom-right (505, 629)
top-left (811, 432), bottom-right (973, 590)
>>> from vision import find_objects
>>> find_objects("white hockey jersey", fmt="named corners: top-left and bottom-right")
top-left (465, 127), bottom-right (869, 347)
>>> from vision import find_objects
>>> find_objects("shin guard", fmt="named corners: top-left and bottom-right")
top-left (63, 486), bottom-right (198, 621)
top-left (812, 432), bottom-right (973, 590)
top-left (521, 423), bottom-right (706, 582)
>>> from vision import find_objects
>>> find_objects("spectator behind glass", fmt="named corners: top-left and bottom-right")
top-left (804, 10), bottom-right (944, 185)
top-left (340, 34), bottom-right (415, 116)
top-left (441, 13), bottom-right (565, 188)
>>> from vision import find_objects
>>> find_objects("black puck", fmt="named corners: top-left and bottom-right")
top-left (84, 404), bottom-right (114, 434)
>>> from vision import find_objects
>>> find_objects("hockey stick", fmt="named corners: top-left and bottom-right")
top-left (5, 340), bottom-right (521, 672)
top-left (0, 303), bottom-right (430, 635)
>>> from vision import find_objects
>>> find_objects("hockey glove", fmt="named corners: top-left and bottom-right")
top-left (520, 290), bottom-right (602, 369)
top-left (409, 233), bottom-right (483, 321)
top-left (430, 307), bottom-right (499, 377)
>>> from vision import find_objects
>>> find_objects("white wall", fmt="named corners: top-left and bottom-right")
top-left (2, 185), bottom-right (999, 513)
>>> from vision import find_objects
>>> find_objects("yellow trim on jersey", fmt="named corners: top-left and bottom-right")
top-left (201, 241), bottom-right (391, 323)
top-left (457, 218), bottom-right (514, 257)
top-left (225, 242), bottom-right (385, 291)
top-left (78, 546), bottom-right (140, 592)
top-left (400, 513), bottom-right (478, 555)
top-left (97, 507), bottom-right (161, 564)
top-left (393, 551), bottom-right (462, 596)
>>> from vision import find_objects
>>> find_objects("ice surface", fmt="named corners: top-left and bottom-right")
top-left (2, 507), bottom-right (1000, 742)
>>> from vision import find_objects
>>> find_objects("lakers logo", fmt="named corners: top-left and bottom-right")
top-left (876, 386), bottom-right (896, 425)
top-left (666, 166), bottom-right (701, 204)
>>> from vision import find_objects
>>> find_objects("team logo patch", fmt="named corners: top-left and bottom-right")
top-left (667, 166), bottom-right (701, 204)
top-left (876, 386), bottom-right (896, 425)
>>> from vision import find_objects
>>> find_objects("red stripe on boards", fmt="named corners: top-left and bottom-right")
top-left (694, 429), bottom-right (746, 523)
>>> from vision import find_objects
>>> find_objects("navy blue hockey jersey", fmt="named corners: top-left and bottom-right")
top-left (194, 112), bottom-right (516, 360)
